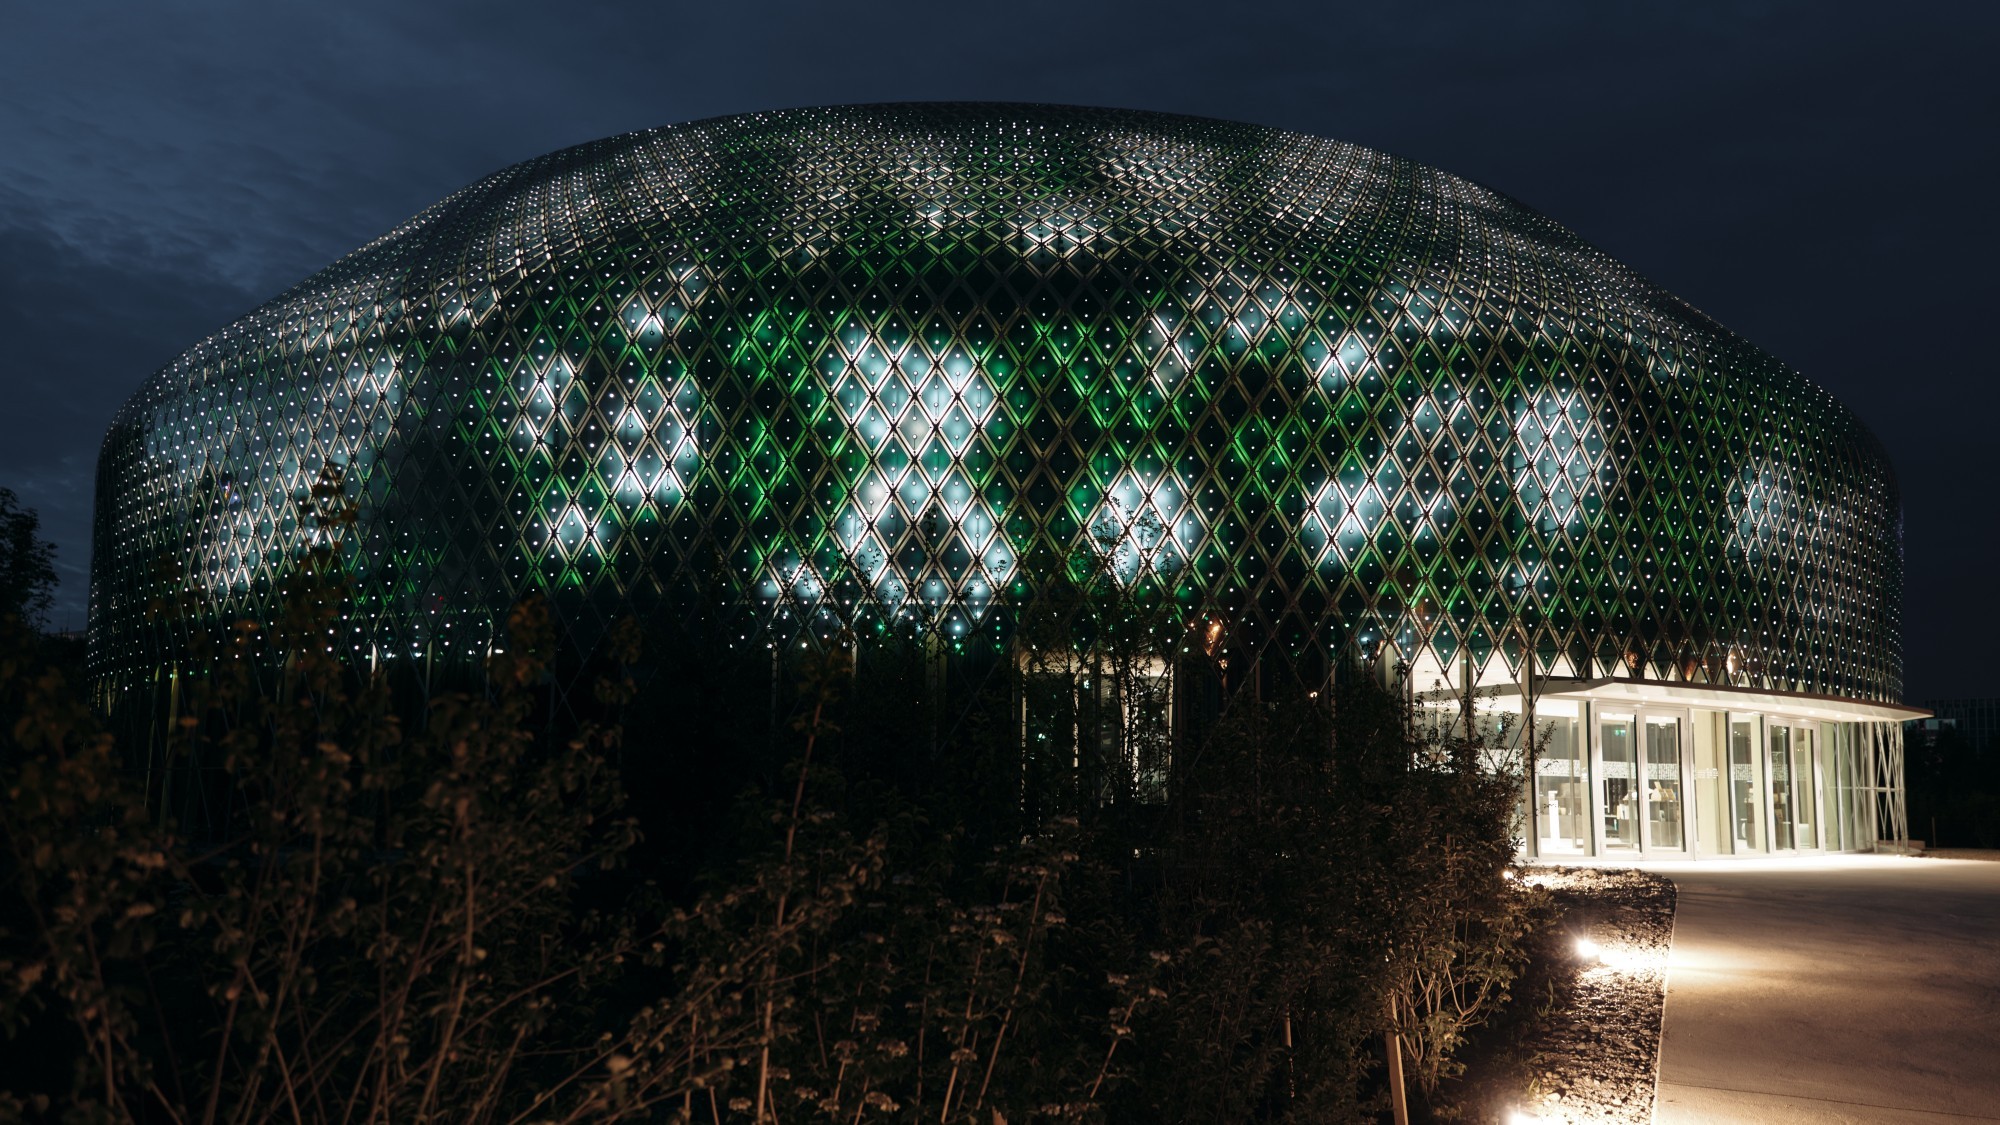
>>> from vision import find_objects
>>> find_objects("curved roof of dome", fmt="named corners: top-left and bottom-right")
top-left (92, 103), bottom-right (1903, 701)
top-left (131, 103), bottom-right (1836, 414)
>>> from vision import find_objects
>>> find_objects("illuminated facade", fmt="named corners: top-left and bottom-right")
top-left (88, 103), bottom-right (1917, 855)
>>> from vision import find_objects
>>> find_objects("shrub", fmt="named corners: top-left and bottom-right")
top-left (1, 561), bottom-right (1548, 1122)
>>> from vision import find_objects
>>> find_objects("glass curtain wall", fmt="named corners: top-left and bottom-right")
top-left (1796, 725), bottom-right (1820, 850)
top-left (1644, 714), bottom-right (1686, 851)
top-left (1533, 701), bottom-right (1588, 855)
top-left (1519, 703), bottom-right (1877, 860)
top-left (1692, 711), bottom-right (1729, 855)
top-left (1601, 711), bottom-right (1639, 852)
top-left (1762, 720), bottom-right (1834, 852)
top-left (1770, 725), bottom-right (1795, 850)
top-left (1830, 721), bottom-right (1875, 852)
top-left (1854, 723), bottom-right (1881, 850)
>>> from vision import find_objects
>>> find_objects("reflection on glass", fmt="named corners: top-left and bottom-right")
top-left (1693, 711), bottom-right (1729, 855)
top-left (1770, 725), bottom-right (1795, 850)
top-left (1645, 716), bottom-right (1684, 850)
top-left (1601, 714), bottom-right (1637, 850)
top-left (1535, 714), bottom-right (1587, 854)
top-left (1730, 716), bottom-right (1764, 852)
top-left (1024, 656), bottom-right (1172, 809)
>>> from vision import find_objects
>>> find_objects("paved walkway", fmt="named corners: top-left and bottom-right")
top-left (1650, 856), bottom-right (2000, 1123)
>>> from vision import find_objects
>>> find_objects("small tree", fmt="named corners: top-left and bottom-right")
top-left (0, 488), bottom-right (58, 631)
top-left (1101, 658), bottom-right (1550, 1122)
top-left (0, 552), bottom-right (1150, 1122)
top-left (2, 515), bottom-right (1551, 1123)
top-left (0, 551), bottom-right (665, 1120)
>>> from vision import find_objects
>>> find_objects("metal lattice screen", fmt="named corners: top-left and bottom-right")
top-left (90, 103), bottom-right (1903, 711)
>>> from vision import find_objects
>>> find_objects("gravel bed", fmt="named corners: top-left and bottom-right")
top-left (1511, 866), bottom-right (1677, 1125)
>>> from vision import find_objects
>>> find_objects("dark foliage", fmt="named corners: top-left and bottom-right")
top-left (1908, 726), bottom-right (2000, 848)
top-left (0, 488), bottom-right (58, 632)
top-left (1, 534), bottom-right (1553, 1121)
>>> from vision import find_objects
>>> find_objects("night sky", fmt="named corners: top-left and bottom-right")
top-left (3, 1), bottom-right (1993, 702)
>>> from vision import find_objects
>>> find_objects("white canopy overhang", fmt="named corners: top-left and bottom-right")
top-left (1522, 677), bottom-right (1927, 724)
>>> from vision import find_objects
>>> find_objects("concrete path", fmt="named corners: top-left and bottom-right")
top-left (1650, 856), bottom-right (2000, 1124)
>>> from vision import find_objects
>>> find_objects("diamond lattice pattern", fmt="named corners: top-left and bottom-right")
top-left (87, 104), bottom-right (1904, 702)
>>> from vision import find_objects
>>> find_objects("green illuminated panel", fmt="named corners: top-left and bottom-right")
top-left (88, 104), bottom-right (1904, 702)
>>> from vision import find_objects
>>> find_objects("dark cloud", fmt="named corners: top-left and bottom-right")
top-left (1, 0), bottom-right (1992, 696)
top-left (0, 219), bottom-right (256, 630)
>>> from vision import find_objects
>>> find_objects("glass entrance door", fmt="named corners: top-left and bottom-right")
top-left (1788, 724), bottom-right (1820, 851)
top-left (1533, 705), bottom-right (1588, 855)
top-left (1600, 712), bottom-right (1638, 852)
top-left (1729, 715), bottom-right (1765, 853)
top-left (1596, 707), bottom-right (1687, 855)
top-left (1643, 714), bottom-right (1686, 852)
top-left (1769, 725), bottom-right (1796, 850)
